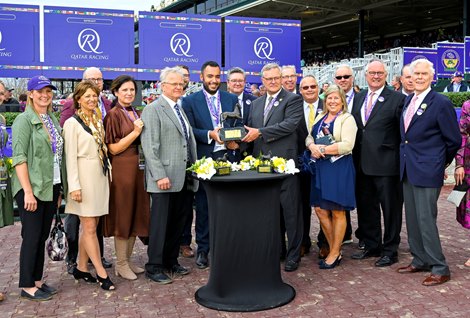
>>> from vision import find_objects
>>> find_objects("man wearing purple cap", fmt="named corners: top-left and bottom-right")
top-left (443, 71), bottom-right (470, 92)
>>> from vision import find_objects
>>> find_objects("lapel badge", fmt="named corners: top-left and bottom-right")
top-left (273, 101), bottom-right (280, 107)
top-left (246, 99), bottom-right (251, 105)
top-left (377, 96), bottom-right (384, 102)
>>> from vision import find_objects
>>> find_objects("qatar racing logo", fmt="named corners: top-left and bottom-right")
top-left (77, 28), bottom-right (103, 54)
top-left (0, 31), bottom-right (5, 51)
top-left (170, 33), bottom-right (193, 57)
top-left (254, 37), bottom-right (274, 60)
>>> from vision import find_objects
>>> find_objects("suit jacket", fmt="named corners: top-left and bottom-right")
top-left (241, 92), bottom-right (258, 125)
top-left (182, 89), bottom-right (238, 159)
top-left (352, 87), bottom-right (404, 176)
top-left (297, 99), bottom-right (323, 155)
top-left (399, 89), bottom-right (460, 187)
top-left (141, 97), bottom-right (198, 193)
top-left (60, 95), bottom-right (112, 127)
top-left (248, 88), bottom-right (303, 160)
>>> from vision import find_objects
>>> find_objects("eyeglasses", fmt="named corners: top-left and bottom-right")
top-left (367, 71), bottom-right (385, 77)
top-left (282, 75), bottom-right (297, 79)
top-left (301, 85), bottom-right (317, 90)
top-left (263, 76), bottom-right (281, 82)
top-left (335, 75), bottom-right (352, 80)
top-left (86, 77), bottom-right (104, 83)
top-left (229, 79), bottom-right (245, 83)
top-left (164, 82), bottom-right (184, 88)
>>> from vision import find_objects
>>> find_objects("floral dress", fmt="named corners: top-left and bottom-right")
top-left (455, 100), bottom-right (470, 229)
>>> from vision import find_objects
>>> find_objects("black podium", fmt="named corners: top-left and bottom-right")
top-left (195, 171), bottom-right (295, 312)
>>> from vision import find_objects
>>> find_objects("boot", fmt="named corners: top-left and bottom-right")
top-left (127, 236), bottom-right (144, 274)
top-left (114, 237), bottom-right (137, 280)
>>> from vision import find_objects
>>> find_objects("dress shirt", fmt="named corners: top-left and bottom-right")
top-left (361, 86), bottom-right (385, 125)
top-left (303, 99), bottom-right (319, 132)
top-left (345, 89), bottom-right (354, 113)
top-left (162, 94), bottom-right (189, 136)
top-left (405, 87), bottom-right (432, 119)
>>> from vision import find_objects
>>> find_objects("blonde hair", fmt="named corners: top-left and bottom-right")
top-left (26, 89), bottom-right (53, 113)
top-left (320, 84), bottom-right (348, 115)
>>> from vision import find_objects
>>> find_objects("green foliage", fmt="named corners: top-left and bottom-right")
top-left (3, 111), bottom-right (61, 126)
top-left (441, 92), bottom-right (470, 108)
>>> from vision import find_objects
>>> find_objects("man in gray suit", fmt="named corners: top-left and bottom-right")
top-left (243, 63), bottom-right (304, 272)
top-left (141, 67), bottom-right (198, 284)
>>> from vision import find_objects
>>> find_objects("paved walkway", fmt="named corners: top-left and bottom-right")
top-left (0, 185), bottom-right (469, 317)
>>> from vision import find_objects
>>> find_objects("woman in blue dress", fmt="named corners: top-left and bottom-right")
top-left (306, 84), bottom-right (357, 269)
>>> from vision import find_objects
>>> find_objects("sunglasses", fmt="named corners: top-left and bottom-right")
top-left (301, 85), bottom-right (317, 90)
top-left (335, 75), bottom-right (352, 80)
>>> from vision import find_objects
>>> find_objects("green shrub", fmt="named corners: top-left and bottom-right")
top-left (3, 111), bottom-right (61, 126)
top-left (441, 92), bottom-right (470, 108)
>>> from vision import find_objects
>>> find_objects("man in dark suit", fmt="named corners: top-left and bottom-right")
top-left (182, 61), bottom-right (239, 269)
top-left (397, 59), bottom-right (460, 286)
top-left (243, 63), bottom-right (304, 271)
top-left (297, 75), bottom-right (322, 257)
top-left (141, 66), bottom-right (198, 284)
top-left (60, 67), bottom-right (113, 274)
top-left (443, 71), bottom-right (470, 92)
top-left (400, 64), bottom-right (414, 96)
top-left (351, 59), bottom-right (405, 267)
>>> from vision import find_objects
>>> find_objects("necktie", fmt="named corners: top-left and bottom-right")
top-left (308, 103), bottom-right (315, 131)
top-left (404, 95), bottom-right (419, 132)
top-left (174, 104), bottom-right (192, 163)
top-left (264, 96), bottom-right (273, 124)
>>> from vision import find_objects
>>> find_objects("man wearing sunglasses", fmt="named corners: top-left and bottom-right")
top-left (297, 75), bottom-right (322, 258)
top-left (351, 59), bottom-right (405, 267)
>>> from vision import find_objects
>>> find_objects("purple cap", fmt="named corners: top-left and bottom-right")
top-left (27, 75), bottom-right (57, 91)
top-left (453, 71), bottom-right (464, 77)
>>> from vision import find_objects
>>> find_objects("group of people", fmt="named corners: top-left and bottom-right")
top-left (7, 56), bottom-right (469, 302)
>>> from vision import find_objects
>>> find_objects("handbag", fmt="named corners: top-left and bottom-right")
top-left (46, 208), bottom-right (69, 261)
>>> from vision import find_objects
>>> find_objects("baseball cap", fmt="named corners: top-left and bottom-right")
top-left (5, 87), bottom-right (14, 92)
top-left (453, 71), bottom-right (464, 77)
top-left (27, 75), bottom-right (57, 91)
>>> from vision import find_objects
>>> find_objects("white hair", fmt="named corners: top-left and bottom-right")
top-left (160, 66), bottom-right (184, 82)
top-left (409, 58), bottom-right (435, 76)
top-left (260, 63), bottom-right (281, 77)
top-left (281, 65), bottom-right (296, 75)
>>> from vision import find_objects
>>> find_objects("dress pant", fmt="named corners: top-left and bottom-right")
top-left (64, 214), bottom-right (106, 263)
top-left (179, 201), bottom-right (194, 246)
top-left (194, 150), bottom-right (226, 254)
top-left (403, 179), bottom-right (449, 275)
top-left (356, 168), bottom-right (403, 256)
top-left (280, 175), bottom-right (303, 262)
top-left (146, 180), bottom-right (192, 273)
top-left (16, 185), bottom-right (60, 287)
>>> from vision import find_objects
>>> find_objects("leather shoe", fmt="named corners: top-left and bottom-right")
top-left (180, 245), bottom-right (194, 258)
top-left (284, 260), bottom-right (299, 272)
top-left (38, 283), bottom-right (57, 295)
top-left (170, 264), bottom-right (190, 275)
top-left (351, 249), bottom-right (380, 260)
top-left (375, 255), bottom-right (398, 267)
top-left (318, 246), bottom-right (330, 259)
top-left (195, 252), bottom-right (208, 269)
top-left (145, 271), bottom-right (173, 284)
top-left (20, 289), bottom-right (52, 301)
top-left (101, 257), bottom-right (112, 268)
top-left (397, 264), bottom-right (428, 274)
top-left (422, 274), bottom-right (450, 286)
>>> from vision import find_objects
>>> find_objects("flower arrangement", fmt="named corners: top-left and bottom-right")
top-left (188, 154), bottom-right (299, 180)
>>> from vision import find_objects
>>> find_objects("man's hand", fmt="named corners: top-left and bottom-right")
top-left (242, 126), bottom-right (261, 143)
top-left (209, 127), bottom-right (223, 144)
top-left (157, 177), bottom-right (171, 190)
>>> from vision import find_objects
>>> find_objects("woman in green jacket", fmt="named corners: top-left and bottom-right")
top-left (12, 76), bottom-right (63, 301)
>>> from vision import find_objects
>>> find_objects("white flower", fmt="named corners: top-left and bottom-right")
top-left (284, 159), bottom-right (300, 175)
top-left (231, 162), bottom-right (242, 171)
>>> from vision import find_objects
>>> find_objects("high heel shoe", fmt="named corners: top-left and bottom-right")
top-left (97, 275), bottom-right (115, 291)
top-left (73, 268), bottom-right (97, 283)
top-left (319, 254), bottom-right (342, 269)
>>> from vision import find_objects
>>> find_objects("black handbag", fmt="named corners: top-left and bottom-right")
top-left (46, 208), bottom-right (69, 261)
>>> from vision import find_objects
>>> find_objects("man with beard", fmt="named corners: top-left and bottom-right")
top-left (182, 61), bottom-right (238, 269)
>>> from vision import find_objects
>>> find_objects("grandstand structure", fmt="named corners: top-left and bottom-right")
top-left (158, 0), bottom-right (466, 86)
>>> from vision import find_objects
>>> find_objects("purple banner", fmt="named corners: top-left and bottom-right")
top-left (0, 4), bottom-right (40, 78)
top-left (402, 47), bottom-right (437, 81)
top-left (138, 12), bottom-right (221, 81)
top-left (465, 36), bottom-right (470, 73)
top-left (43, 6), bottom-right (135, 79)
top-left (225, 16), bottom-right (301, 83)
top-left (437, 42), bottom-right (464, 78)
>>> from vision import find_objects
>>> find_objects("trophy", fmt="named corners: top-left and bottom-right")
top-left (219, 103), bottom-right (246, 141)
top-left (257, 153), bottom-right (273, 173)
top-left (214, 153), bottom-right (231, 176)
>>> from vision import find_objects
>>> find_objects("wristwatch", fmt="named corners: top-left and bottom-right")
top-left (320, 147), bottom-right (325, 154)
